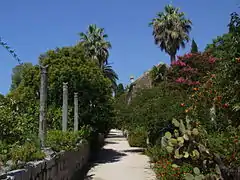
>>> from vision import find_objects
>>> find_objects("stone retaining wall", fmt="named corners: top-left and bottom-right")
top-left (0, 142), bottom-right (89, 180)
top-left (0, 133), bottom-right (106, 180)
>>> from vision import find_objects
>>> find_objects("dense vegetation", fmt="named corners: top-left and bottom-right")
top-left (115, 5), bottom-right (240, 180)
top-left (0, 25), bottom-right (117, 171)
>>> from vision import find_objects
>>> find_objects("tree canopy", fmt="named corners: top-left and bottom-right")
top-left (150, 4), bottom-right (192, 63)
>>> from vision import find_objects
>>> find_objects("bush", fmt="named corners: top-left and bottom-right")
top-left (46, 130), bottom-right (87, 152)
top-left (0, 138), bottom-right (45, 168)
top-left (207, 125), bottom-right (240, 168)
top-left (154, 159), bottom-right (193, 180)
top-left (117, 82), bottom-right (187, 145)
top-left (10, 141), bottom-right (45, 165)
top-left (128, 127), bottom-right (147, 148)
top-left (145, 145), bottom-right (169, 163)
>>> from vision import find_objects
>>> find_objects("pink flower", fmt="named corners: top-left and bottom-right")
top-left (208, 57), bottom-right (216, 64)
top-left (171, 60), bottom-right (187, 67)
top-left (175, 77), bottom-right (187, 83)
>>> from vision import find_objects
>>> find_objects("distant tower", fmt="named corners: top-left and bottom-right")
top-left (130, 76), bottom-right (134, 83)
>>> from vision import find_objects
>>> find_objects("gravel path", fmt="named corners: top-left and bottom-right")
top-left (84, 129), bottom-right (156, 180)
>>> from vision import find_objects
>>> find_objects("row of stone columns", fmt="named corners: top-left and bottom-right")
top-left (62, 82), bottom-right (79, 132)
top-left (39, 66), bottom-right (80, 148)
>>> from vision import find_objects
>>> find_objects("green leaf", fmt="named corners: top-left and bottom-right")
top-left (172, 164), bottom-right (180, 168)
top-left (184, 173), bottom-right (194, 180)
top-left (170, 138), bottom-right (178, 145)
top-left (195, 175), bottom-right (204, 180)
top-left (183, 134), bottom-right (189, 140)
top-left (166, 146), bottom-right (174, 153)
top-left (183, 151), bottom-right (189, 158)
top-left (172, 118), bottom-right (180, 127)
top-left (193, 167), bottom-right (200, 175)
top-left (177, 137), bottom-right (184, 143)
top-left (215, 164), bottom-right (221, 175)
top-left (192, 128), bottom-right (199, 135)
top-left (165, 132), bottom-right (172, 139)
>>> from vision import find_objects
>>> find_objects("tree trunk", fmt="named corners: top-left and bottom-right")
top-left (170, 54), bottom-right (176, 63)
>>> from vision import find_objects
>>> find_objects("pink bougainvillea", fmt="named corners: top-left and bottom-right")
top-left (171, 60), bottom-right (187, 67)
top-left (208, 57), bottom-right (216, 64)
top-left (175, 77), bottom-right (187, 83)
top-left (181, 67), bottom-right (198, 74)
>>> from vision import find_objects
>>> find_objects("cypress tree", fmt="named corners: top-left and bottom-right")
top-left (191, 39), bottom-right (198, 53)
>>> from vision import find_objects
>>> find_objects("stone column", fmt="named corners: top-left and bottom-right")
top-left (62, 82), bottom-right (68, 131)
top-left (39, 65), bottom-right (48, 148)
top-left (74, 92), bottom-right (79, 132)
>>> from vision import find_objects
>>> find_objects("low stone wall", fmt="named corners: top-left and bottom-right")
top-left (0, 133), bottom-right (106, 180)
top-left (0, 143), bottom-right (90, 180)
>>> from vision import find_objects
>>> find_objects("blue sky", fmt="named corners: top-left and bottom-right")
top-left (0, 0), bottom-right (239, 94)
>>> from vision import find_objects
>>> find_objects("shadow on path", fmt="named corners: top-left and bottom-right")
top-left (122, 148), bottom-right (145, 153)
top-left (74, 147), bottom-right (127, 180)
top-left (107, 133), bottom-right (124, 138)
top-left (104, 141), bottom-right (119, 145)
top-left (94, 148), bottom-right (127, 164)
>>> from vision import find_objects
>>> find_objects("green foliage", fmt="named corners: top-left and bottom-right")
top-left (0, 103), bottom-right (38, 144)
top-left (119, 82), bottom-right (187, 144)
top-left (79, 24), bottom-right (111, 66)
top-left (207, 125), bottom-right (240, 168)
top-left (154, 159), bottom-right (193, 180)
top-left (128, 127), bottom-right (147, 148)
top-left (115, 83), bottom-right (125, 98)
top-left (162, 117), bottom-right (210, 164)
top-left (10, 141), bottom-right (45, 165)
top-left (149, 4), bottom-right (192, 62)
top-left (149, 64), bottom-right (168, 86)
top-left (46, 130), bottom-right (85, 152)
top-left (145, 145), bottom-right (169, 163)
top-left (79, 24), bottom-right (118, 89)
top-left (191, 39), bottom-right (198, 53)
top-left (10, 63), bottom-right (33, 91)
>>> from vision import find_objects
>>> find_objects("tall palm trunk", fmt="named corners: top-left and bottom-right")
top-left (170, 54), bottom-right (176, 63)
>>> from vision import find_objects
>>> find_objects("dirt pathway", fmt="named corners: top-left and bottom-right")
top-left (84, 129), bottom-right (156, 180)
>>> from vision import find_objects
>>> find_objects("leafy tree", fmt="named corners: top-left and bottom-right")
top-left (10, 63), bottom-right (33, 91)
top-left (204, 12), bottom-right (240, 127)
top-left (115, 83), bottom-right (125, 98)
top-left (191, 39), bottom-right (198, 53)
top-left (38, 45), bottom-right (114, 133)
top-left (149, 4), bottom-right (192, 63)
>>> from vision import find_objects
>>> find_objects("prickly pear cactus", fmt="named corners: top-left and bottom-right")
top-left (184, 167), bottom-right (205, 180)
top-left (161, 117), bottom-right (210, 161)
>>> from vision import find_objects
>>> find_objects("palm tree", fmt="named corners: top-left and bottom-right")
top-left (79, 24), bottom-right (111, 67)
top-left (149, 4), bottom-right (192, 63)
top-left (79, 24), bottom-right (118, 90)
top-left (103, 64), bottom-right (118, 91)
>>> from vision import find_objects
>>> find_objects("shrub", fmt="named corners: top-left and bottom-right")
top-left (207, 125), bottom-right (240, 168)
top-left (10, 141), bottom-right (45, 165)
top-left (121, 82), bottom-right (187, 144)
top-left (128, 127), bottom-right (147, 147)
top-left (154, 159), bottom-right (193, 180)
top-left (145, 145), bottom-right (169, 163)
top-left (46, 130), bottom-right (86, 152)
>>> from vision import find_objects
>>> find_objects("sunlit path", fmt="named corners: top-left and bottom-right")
top-left (84, 129), bottom-right (156, 180)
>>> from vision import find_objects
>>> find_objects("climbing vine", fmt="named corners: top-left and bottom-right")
top-left (0, 37), bottom-right (22, 64)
